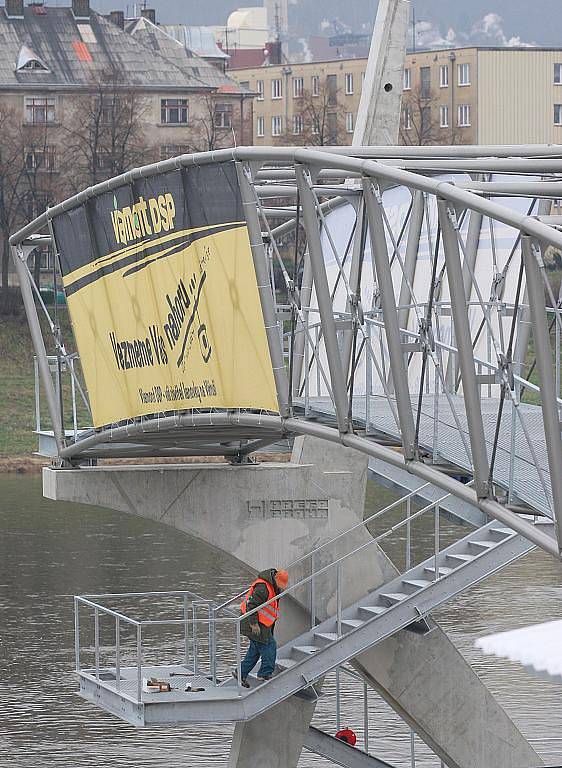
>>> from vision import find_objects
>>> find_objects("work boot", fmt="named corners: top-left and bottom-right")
top-left (231, 670), bottom-right (250, 688)
top-left (257, 674), bottom-right (272, 681)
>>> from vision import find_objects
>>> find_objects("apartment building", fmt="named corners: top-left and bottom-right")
top-left (231, 59), bottom-right (367, 145)
top-left (232, 46), bottom-right (562, 146)
top-left (0, 0), bottom-right (250, 286)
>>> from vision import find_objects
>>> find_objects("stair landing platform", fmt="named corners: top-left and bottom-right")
top-left (78, 663), bottom-right (247, 726)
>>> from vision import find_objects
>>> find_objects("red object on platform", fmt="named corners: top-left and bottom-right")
top-left (335, 728), bottom-right (357, 746)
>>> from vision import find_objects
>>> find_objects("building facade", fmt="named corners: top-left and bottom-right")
top-left (0, 0), bottom-right (250, 288)
top-left (232, 46), bottom-right (562, 147)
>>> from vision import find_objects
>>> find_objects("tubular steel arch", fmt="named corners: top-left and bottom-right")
top-left (11, 146), bottom-right (562, 558)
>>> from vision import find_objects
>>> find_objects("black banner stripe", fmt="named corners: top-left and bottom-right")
top-left (64, 222), bottom-right (245, 297)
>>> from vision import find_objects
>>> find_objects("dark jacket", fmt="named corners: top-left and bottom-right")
top-left (240, 568), bottom-right (280, 644)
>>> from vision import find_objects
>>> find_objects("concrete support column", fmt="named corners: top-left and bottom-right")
top-left (45, 436), bottom-right (541, 768)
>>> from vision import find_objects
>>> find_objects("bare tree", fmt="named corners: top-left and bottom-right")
top-left (62, 76), bottom-right (151, 192)
top-left (400, 82), bottom-right (469, 147)
top-left (0, 109), bottom-right (61, 312)
top-left (167, 92), bottom-right (239, 155)
top-left (279, 80), bottom-right (349, 147)
top-left (400, 84), bottom-right (441, 146)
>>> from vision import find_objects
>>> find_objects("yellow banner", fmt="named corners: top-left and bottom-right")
top-left (54, 168), bottom-right (278, 427)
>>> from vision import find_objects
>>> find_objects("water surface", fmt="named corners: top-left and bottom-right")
top-left (1, 475), bottom-right (561, 767)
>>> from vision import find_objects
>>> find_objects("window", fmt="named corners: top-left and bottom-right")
top-left (403, 68), bottom-right (411, 91)
top-left (20, 59), bottom-right (48, 71)
top-left (311, 75), bottom-right (320, 97)
top-left (458, 63), bottom-right (470, 86)
top-left (403, 106), bottom-right (412, 130)
top-left (95, 96), bottom-right (120, 124)
top-left (327, 112), bottom-right (338, 143)
top-left (293, 76), bottom-right (304, 98)
top-left (256, 80), bottom-right (264, 100)
top-left (554, 104), bottom-right (562, 125)
top-left (161, 98), bottom-right (188, 124)
top-left (272, 115), bottom-right (282, 136)
top-left (312, 116), bottom-right (320, 135)
top-left (346, 112), bottom-right (354, 133)
top-left (25, 145), bottom-right (56, 171)
top-left (345, 73), bottom-right (354, 95)
top-left (35, 245), bottom-right (53, 272)
top-left (160, 145), bottom-right (190, 160)
top-left (555, 64), bottom-right (562, 85)
top-left (214, 103), bottom-right (233, 128)
top-left (420, 67), bottom-right (431, 99)
top-left (440, 65), bottom-right (449, 88)
top-left (24, 96), bottom-right (55, 124)
top-left (292, 114), bottom-right (303, 134)
top-left (256, 115), bottom-right (265, 137)
top-left (440, 105), bottom-right (449, 128)
top-left (95, 151), bottom-right (114, 171)
top-left (458, 104), bottom-right (471, 127)
top-left (327, 74), bottom-right (337, 106)
top-left (22, 192), bottom-right (50, 221)
top-left (271, 79), bottom-right (282, 99)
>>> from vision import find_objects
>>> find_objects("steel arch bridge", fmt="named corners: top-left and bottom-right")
top-left (11, 145), bottom-right (562, 560)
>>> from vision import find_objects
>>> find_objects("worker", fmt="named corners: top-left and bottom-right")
top-left (233, 568), bottom-right (289, 688)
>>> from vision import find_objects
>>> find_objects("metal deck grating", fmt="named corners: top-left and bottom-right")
top-left (299, 395), bottom-right (554, 517)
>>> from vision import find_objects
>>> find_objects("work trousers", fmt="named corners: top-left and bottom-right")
top-left (240, 635), bottom-right (277, 679)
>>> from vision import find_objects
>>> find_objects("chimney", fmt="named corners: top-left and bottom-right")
top-left (5, 0), bottom-right (24, 18)
top-left (72, 0), bottom-right (90, 19)
top-left (140, 8), bottom-right (156, 24)
top-left (108, 10), bottom-right (124, 29)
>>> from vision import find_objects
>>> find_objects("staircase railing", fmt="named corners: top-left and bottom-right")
top-left (75, 481), bottom-right (482, 700)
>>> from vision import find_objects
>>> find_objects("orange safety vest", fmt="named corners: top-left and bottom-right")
top-left (240, 578), bottom-right (279, 627)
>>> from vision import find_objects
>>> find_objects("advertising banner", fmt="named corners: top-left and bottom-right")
top-left (52, 163), bottom-right (278, 427)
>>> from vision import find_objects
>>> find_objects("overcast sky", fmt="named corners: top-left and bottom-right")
top-left (81, 0), bottom-right (562, 47)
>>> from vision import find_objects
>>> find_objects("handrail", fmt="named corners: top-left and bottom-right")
top-left (221, 484), bottom-right (473, 626)
top-left (215, 481), bottom-right (431, 613)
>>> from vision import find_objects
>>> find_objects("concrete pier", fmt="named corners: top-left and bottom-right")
top-left (44, 437), bottom-right (541, 768)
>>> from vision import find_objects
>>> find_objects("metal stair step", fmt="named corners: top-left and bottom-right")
top-left (381, 592), bottom-right (409, 604)
top-left (424, 565), bottom-right (454, 576)
top-left (469, 539), bottom-right (497, 550)
top-left (314, 632), bottom-right (338, 646)
top-left (402, 579), bottom-right (432, 589)
top-left (341, 618), bottom-right (364, 631)
top-left (491, 527), bottom-right (515, 538)
top-left (292, 645), bottom-right (320, 659)
top-left (358, 605), bottom-right (387, 617)
top-left (446, 553), bottom-right (476, 563)
top-left (276, 657), bottom-right (297, 671)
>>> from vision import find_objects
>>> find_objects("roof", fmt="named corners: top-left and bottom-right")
top-left (127, 17), bottom-right (246, 93)
top-left (160, 25), bottom-right (229, 61)
top-left (0, 5), bottom-right (233, 91)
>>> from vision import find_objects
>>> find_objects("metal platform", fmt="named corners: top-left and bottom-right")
top-left (75, 516), bottom-right (549, 727)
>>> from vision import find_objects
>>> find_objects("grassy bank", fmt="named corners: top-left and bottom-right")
top-left (0, 309), bottom-right (79, 460)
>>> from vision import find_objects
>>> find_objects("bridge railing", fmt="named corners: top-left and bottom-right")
top-left (11, 146), bottom-right (562, 556)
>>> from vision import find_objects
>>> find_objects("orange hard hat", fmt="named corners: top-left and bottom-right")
top-left (275, 569), bottom-right (289, 589)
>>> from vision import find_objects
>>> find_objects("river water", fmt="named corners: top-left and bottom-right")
top-left (1, 474), bottom-right (561, 767)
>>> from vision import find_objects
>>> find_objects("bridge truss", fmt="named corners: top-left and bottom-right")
top-left (10, 145), bottom-right (562, 559)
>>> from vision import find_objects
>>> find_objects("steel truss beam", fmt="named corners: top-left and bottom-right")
top-left (11, 145), bottom-right (562, 558)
